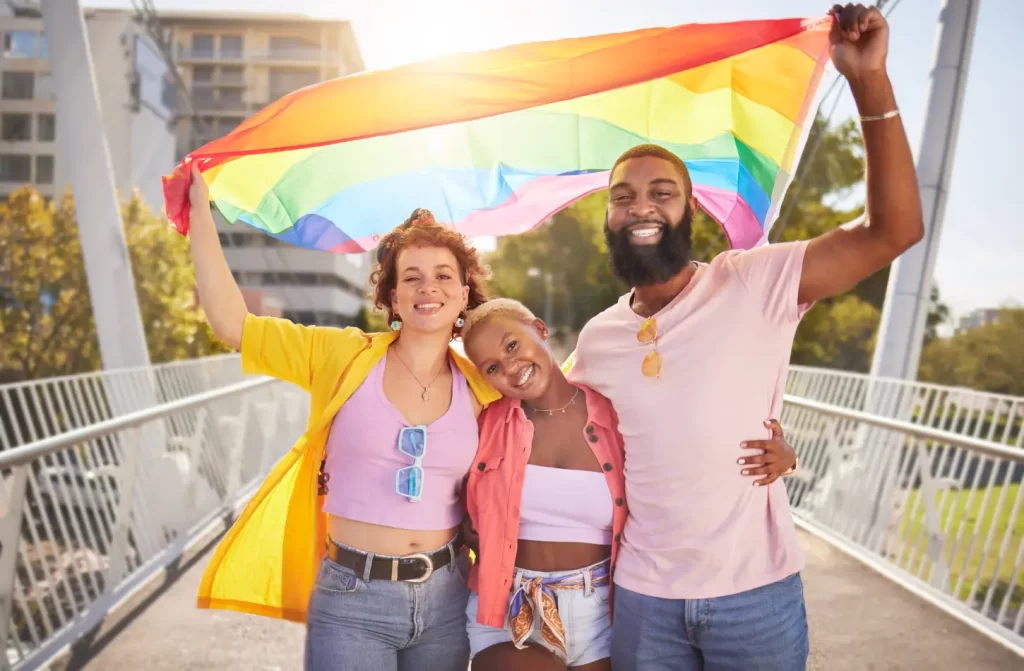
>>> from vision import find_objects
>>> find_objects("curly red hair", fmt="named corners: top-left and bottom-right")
top-left (370, 209), bottom-right (491, 335)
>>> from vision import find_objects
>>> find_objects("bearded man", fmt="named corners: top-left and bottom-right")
top-left (565, 5), bottom-right (923, 669)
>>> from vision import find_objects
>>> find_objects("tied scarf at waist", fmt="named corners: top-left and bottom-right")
top-left (506, 560), bottom-right (610, 659)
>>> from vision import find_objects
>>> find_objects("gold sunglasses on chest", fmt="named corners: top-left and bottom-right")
top-left (636, 316), bottom-right (661, 378)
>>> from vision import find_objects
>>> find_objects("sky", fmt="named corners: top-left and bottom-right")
top-left (95, 0), bottom-right (1024, 323)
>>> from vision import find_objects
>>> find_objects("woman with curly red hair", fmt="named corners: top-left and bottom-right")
top-left (185, 165), bottom-right (499, 671)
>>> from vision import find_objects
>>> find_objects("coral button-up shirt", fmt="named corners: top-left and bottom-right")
top-left (465, 385), bottom-right (628, 628)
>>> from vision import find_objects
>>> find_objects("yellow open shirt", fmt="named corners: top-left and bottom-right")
top-left (196, 314), bottom-right (500, 622)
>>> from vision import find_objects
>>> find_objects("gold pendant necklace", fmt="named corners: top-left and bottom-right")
top-left (392, 349), bottom-right (444, 401)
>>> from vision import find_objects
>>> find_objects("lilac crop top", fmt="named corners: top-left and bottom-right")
top-left (518, 464), bottom-right (613, 545)
top-left (322, 356), bottom-right (478, 531)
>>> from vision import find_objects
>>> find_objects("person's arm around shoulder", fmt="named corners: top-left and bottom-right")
top-left (799, 5), bottom-right (924, 305)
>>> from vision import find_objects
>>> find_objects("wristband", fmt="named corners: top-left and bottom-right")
top-left (860, 109), bottom-right (900, 122)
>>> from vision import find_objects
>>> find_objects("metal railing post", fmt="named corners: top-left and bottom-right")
top-left (0, 466), bottom-right (30, 671)
top-left (104, 427), bottom-right (143, 591)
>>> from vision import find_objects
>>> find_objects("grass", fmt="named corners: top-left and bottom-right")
top-left (895, 484), bottom-right (1024, 611)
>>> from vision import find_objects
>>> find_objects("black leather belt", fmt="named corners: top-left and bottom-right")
top-left (325, 535), bottom-right (460, 583)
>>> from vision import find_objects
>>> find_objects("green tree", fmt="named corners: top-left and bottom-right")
top-left (354, 303), bottom-right (390, 332)
top-left (769, 117), bottom-right (882, 372)
top-left (924, 285), bottom-right (951, 344)
top-left (488, 191), bottom-right (623, 336)
top-left (919, 308), bottom-right (1024, 396)
top-left (0, 186), bottom-right (230, 383)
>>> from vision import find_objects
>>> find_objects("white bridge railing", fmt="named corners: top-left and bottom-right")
top-left (783, 366), bottom-right (1024, 656)
top-left (0, 355), bottom-right (308, 670)
top-left (0, 359), bottom-right (1022, 667)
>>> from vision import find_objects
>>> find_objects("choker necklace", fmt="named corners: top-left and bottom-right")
top-left (525, 387), bottom-right (580, 417)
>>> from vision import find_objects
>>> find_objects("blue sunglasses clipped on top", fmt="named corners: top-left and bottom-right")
top-left (396, 426), bottom-right (427, 502)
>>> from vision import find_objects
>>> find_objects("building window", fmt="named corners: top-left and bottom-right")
top-left (268, 68), bottom-right (319, 99)
top-left (190, 117), bottom-right (216, 150)
top-left (3, 31), bottom-right (38, 59)
top-left (268, 35), bottom-right (319, 60)
top-left (220, 35), bottom-right (243, 59)
top-left (219, 230), bottom-right (279, 248)
top-left (35, 155), bottom-right (54, 184)
top-left (2, 71), bottom-right (33, 100)
top-left (283, 310), bottom-right (353, 328)
top-left (35, 73), bottom-right (54, 100)
top-left (191, 34), bottom-right (214, 58)
top-left (36, 114), bottom-right (55, 142)
top-left (192, 65), bottom-right (214, 84)
top-left (39, 34), bottom-right (47, 60)
top-left (219, 89), bottom-right (243, 111)
top-left (219, 66), bottom-right (243, 85)
top-left (233, 270), bottom-right (364, 298)
top-left (216, 117), bottom-right (243, 135)
top-left (192, 88), bottom-right (215, 108)
top-left (0, 154), bottom-right (32, 182)
top-left (1, 114), bottom-right (32, 141)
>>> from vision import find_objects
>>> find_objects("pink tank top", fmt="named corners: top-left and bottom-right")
top-left (518, 464), bottom-right (613, 545)
top-left (322, 356), bottom-right (478, 531)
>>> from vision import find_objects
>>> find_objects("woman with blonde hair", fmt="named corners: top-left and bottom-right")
top-left (457, 298), bottom-right (797, 670)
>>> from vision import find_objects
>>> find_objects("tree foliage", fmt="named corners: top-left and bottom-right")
top-left (354, 303), bottom-right (390, 333)
top-left (0, 186), bottom-right (230, 383)
top-left (488, 191), bottom-right (621, 340)
top-left (919, 308), bottom-right (1024, 396)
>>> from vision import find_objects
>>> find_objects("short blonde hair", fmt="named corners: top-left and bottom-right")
top-left (460, 298), bottom-right (537, 345)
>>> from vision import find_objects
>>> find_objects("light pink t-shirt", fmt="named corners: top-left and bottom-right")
top-left (567, 240), bottom-right (811, 599)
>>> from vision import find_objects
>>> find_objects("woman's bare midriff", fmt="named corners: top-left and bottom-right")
top-left (327, 514), bottom-right (458, 556)
top-left (515, 539), bottom-right (611, 573)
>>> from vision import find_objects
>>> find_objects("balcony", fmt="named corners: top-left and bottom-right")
top-left (175, 46), bottom-right (335, 64)
top-left (191, 74), bottom-right (246, 88)
top-left (251, 48), bottom-right (329, 63)
top-left (176, 47), bottom-right (243, 62)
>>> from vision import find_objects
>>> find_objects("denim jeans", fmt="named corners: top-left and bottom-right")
top-left (610, 572), bottom-right (809, 671)
top-left (304, 547), bottom-right (472, 671)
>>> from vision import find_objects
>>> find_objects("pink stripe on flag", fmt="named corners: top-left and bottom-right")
top-left (328, 172), bottom-right (766, 253)
top-left (458, 172), bottom-right (610, 237)
top-left (692, 184), bottom-right (764, 250)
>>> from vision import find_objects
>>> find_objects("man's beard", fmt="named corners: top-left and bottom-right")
top-left (604, 205), bottom-right (694, 287)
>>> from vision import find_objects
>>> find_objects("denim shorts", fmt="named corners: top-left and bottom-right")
top-left (466, 558), bottom-right (612, 666)
top-left (305, 539), bottom-right (472, 671)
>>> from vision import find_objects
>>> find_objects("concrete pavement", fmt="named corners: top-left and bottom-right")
top-left (81, 530), bottom-right (1022, 670)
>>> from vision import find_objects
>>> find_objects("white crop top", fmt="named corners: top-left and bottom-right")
top-left (518, 464), bottom-right (613, 545)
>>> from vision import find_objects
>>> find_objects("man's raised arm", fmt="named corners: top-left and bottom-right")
top-left (798, 4), bottom-right (924, 306)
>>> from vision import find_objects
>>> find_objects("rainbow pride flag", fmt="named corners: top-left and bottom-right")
top-left (163, 17), bottom-right (832, 252)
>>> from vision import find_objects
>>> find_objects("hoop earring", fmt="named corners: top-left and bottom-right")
top-left (390, 319), bottom-right (402, 331)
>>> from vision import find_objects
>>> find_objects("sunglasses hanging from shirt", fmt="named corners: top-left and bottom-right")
top-left (396, 425), bottom-right (427, 501)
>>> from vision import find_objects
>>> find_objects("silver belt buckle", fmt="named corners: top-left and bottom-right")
top-left (399, 553), bottom-right (434, 583)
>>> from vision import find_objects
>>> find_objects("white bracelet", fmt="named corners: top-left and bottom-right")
top-left (860, 109), bottom-right (900, 122)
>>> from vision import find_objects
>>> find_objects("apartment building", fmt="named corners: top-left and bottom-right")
top-left (956, 308), bottom-right (1001, 335)
top-left (163, 10), bottom-right (371, 327)
top-left (0, 2), bottom-right (175, 208)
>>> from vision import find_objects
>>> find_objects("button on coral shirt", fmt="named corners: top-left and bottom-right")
top-left (465, 385), bottom-right (628, 628)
